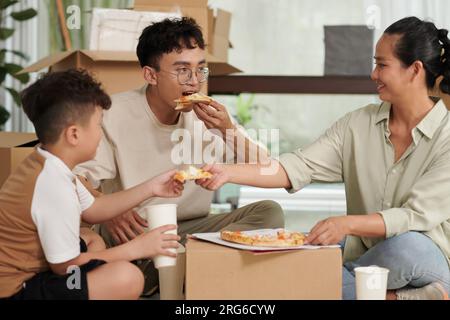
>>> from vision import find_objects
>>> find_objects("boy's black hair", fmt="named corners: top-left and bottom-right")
top-left (21, 69), bottom-right (111, 145)
top-left (136, 17), bottom-right (205, 69)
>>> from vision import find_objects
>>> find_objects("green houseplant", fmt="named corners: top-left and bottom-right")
top-left (0, 0), bottom-right (37, 130)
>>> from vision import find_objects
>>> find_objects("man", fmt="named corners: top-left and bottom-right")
top-left (75, 17), bottom-right (284, 295)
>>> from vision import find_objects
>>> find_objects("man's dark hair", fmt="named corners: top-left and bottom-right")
top-left (136, 17), bottom-right (206, 69)
top-left (21, 69), bottom-right (111, 145)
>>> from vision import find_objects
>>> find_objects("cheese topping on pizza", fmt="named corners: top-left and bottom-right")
top-left (173, 165), bottom-right (213, 183)
top-left (220, 229), bottom-right (306, 247)
top-left (174, 93), bottom-right (212, 110)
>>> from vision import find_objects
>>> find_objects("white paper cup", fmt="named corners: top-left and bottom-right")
top-left (144, 204), bottom-right (178, 269)
top-left (355, 266), bottom-right (390, 300)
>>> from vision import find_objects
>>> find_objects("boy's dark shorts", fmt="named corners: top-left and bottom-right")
top-left (3, 238), bottom-right (106, 300)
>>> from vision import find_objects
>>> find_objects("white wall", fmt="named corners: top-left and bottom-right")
top-left (208, 0), bottom-right (449, 152)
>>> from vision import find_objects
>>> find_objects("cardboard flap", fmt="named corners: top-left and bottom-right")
top-left (206, 52), bottom-right (242, 75)
top-left (80, 50), bottom-right (138, 62)
top-left (20, 51), bottom-right (75, 74)
top-left (22, 50), bottom-right (140, 74)
top-left (134, 0), bottom-right (207, 10)
top-left (0, 132), bottom-right (38, 148)
top-left (209, 62), bottom-right (241, 75)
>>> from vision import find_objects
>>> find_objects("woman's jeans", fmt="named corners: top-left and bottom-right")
top-left (341, 232), bottom-right (450, 300)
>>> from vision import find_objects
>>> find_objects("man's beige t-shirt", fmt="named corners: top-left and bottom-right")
top-left (279, 99), bottom-right (450, 266)
top-left (75, 86), bottom-right (239, 221)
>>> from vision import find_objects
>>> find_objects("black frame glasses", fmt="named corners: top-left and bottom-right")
top-left (160, 67), bottom-right (210, 85)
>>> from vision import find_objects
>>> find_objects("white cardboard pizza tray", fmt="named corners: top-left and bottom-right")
top-left (191, 228), bottom-right (340, 252)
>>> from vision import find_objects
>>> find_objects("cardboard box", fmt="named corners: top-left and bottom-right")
top-left (21, 51), bottom-right (146, 95)
top-left (21, 1), bottom-right (239, 95)
top-left (185, 239), bottom-right (342, 300)
top-left (211, 9), bottom-right (232, 62)
top-left (21, 50), bottom-right (238, 95)
top-left (89, 8), bottom-right (181, 52)
top-left (134, 0), bottom-right (238, 75)
top-left (0, 132), bottom-right (38, 188)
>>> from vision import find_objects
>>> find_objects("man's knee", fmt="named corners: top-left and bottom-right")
top-left (368, 232), bottom-right (442, 283)
top-left (254, 200), bottom-right (285, 228)
top-left (382, 232), bottom-right (433, 262)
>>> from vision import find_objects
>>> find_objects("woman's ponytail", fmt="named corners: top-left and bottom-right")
top-left (438, 28), bottom-right (450, 94)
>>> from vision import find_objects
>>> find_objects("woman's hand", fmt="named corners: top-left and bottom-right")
top-left (305, 216), bottom-right (350, 245)
top-left (195, 163), bottom-right (230, 191)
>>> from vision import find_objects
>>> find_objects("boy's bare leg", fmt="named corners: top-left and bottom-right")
top-left (80, 227), bottom-right (106, 252)
top-left (87, 261), bottom-right (145, 300)
top-left (81, 228), bottom-right (144, 299)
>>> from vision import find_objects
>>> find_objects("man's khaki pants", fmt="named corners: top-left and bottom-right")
top-left (98, 200), bottom-right (285, 296)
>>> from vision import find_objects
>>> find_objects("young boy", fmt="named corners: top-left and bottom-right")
top-left (0, 69), bottom-right (183, 300)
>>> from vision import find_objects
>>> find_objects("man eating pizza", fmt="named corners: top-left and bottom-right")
top-left (74, 17), bottom-right (284, 297)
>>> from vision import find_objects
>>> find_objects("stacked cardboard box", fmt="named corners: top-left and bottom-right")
top-left (0, 132), bottom-right (38, 187)
top-left (21, 0), bottom-right (239, 95)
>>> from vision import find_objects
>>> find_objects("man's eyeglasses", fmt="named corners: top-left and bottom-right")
top-left (159, 67), bottom-right (210, 85)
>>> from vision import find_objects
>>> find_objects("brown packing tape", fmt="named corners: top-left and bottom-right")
top-left (134, 0), bottom-right (201, 7)
top-left (134, 0), bottom-right (208, 10)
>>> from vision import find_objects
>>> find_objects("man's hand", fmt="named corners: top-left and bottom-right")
top-left (305, 216), bottom-right (350, 245)
top-left (149, 169), bottom-right (184, 198)
top-left (104, 210), bottom-right (148, 244)
top-left (193, 100), bottom-right (234, 135)
top-left (195, 163), bottom-right (230, 191)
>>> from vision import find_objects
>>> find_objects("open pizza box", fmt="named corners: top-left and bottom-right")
top-left (185, 229), bottom-right (342, 300)
top-left (190, 228), bottom-right (340, 253)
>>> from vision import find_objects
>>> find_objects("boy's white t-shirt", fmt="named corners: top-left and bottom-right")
top-left (32, 147), bottom-right (95, 264)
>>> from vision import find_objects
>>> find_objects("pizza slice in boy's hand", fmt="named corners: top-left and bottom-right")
top-left (174, 93), bottom-right (212, 111)
top-left (173, 165), bottom-right (213, 183)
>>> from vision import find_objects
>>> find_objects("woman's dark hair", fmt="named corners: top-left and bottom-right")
top-left (21, 69), bottom-right (111, 145)
top-left (136, 17), bottom-right (205, 70)
top-left (384, 16), bottom-right (450, 94)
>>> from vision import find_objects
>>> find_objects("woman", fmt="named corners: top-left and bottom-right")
top-left (196, 17), bottom-right (450, 300)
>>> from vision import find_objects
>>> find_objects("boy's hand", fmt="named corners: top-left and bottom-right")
top-left (150, 169), bottom-right (184, 198)
top-left (195, 164), bottom-right (229, 191)
top-left (135, 224), bottom-right (180, 259)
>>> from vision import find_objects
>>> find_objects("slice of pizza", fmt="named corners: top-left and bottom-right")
top-left (174, 93), bottom-right (212, 110)
top-left (221, 229), bottom-right (306, 247)
top-left (173, 165), bottom-right (213, 183)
